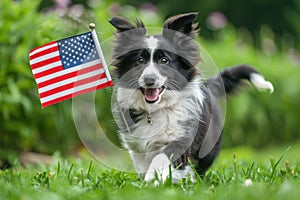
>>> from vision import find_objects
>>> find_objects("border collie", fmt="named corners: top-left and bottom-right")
top-left (109, 13), bottom-right (274, 182)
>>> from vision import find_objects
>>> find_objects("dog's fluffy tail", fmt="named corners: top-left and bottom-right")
top-left (206, 65), bottom-right (274, 97)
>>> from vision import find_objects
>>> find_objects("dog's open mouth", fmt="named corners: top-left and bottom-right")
top-left (140, 87), bottom-right (165, 103)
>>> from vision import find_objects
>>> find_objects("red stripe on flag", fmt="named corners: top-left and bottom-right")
top-left (107, 79), bottom-right (114, 86)
top-left (41, 80), bottom-right (113, 108)
top-left (33, 66), bottom-right (63, 79)
top-left (39, 73), bottom-right (106, 98)
top-left (30, 56), bottom-right (61, 70)
top-left (29, 41), bottom-right (57, 53)
top-left (29, 45), bottom-right (59, 60)
top-left (37, 63), bottom-right (103, 88)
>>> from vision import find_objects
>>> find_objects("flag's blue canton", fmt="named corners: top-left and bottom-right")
top-left (57, 32), bottom-right (99, 70)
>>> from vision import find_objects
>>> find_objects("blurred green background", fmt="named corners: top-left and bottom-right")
top-left (1, 0), bottom-right (300, 167)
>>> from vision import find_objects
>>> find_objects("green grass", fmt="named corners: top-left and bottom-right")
top-left (1, 145), bottom-right (300, 200)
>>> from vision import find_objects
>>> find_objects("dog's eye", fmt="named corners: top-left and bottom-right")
top-left (136, 56), bottom-right (145, 65)
top-left (159, 57), bottom-right (169, 65)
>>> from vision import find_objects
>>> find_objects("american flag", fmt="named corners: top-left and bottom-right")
top-left (29, 32), bottom-right (113, 108)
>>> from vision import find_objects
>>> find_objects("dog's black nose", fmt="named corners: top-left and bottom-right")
top-left (144, 75), bottom-right (157, 87)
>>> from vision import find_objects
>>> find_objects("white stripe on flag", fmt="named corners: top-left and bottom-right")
top-left (29, 43), bottom-right (58, 57)
top-left (32, 61), bottom-right (62, 74)
top-left (36, 59), bottom-right (101, 84)
top-left (30, 51), bottom-right (60, 65)
top-left (38, 68), bottom-right (105, 93)
top-left (40, 78), bottom-right (109, 103)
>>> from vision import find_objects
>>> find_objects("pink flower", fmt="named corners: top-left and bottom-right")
top-left (206, 11), bottom-right (228, 31)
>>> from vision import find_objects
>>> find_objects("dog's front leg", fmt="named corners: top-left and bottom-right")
top-left (144, 140), bottom-right (192, 182)
top-left (144, 153), bottom-right (171, 182)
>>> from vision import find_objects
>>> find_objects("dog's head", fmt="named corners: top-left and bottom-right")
top-left (110, 13), bottom-right (201, 105)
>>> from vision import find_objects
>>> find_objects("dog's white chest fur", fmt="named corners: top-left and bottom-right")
top-left (124, 101), bottom-right (187, 152)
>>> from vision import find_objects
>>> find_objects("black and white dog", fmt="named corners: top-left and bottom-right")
top-left (109, 13), bottom-right (273, 182)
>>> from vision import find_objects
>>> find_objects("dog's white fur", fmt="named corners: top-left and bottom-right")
top-left (250, 73), bottom-right (274, 93)
top-left (139, 37), bottom-right (166, 89)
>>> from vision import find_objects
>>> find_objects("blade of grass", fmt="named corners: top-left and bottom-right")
top-left (56, 161), bottom-right (60, 178)
top-left (233, 152), bottom-right (238, 181)
top-left (87, 160), bottom-right (93, 178)
top-left (270, 146), bottom-right (291, 182)
top-left (67, 163), bottom-right (74, 181)
top-left (167, 163), bottom-right (172, 185)
top-left (188, 159), bottom-right (202, 184)
top-left (81, 169), bottom-right (85, 187)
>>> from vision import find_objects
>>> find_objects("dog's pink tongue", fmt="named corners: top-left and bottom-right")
top-left (144, 88), bottom-right (159, 102)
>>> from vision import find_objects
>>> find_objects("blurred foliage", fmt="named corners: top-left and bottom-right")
top-left (0, 0), bottom-right (80, 162)
top-left (0, 0), bottom-right (300, 164)
top-left (125, 0), bottom-right (300, 50)
top-left (198, 26), bottom-right (300, 148)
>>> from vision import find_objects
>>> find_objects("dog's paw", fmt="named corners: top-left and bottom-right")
top-left (172, 165), bottom-right (196, 183)
top-left (144, 153), bottom-right (171, 182)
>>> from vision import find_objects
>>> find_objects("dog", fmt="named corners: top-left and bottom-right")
top-left (109, 13), bottom-right (274, 183)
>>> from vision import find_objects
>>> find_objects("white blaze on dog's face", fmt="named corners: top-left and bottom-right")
top-left (138, 36), bottom-right (167, 104)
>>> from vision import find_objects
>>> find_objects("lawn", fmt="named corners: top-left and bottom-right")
top-left (1, 2), bottom-right (300, 199)
top-left (1, 144), bottom-right (299, 200)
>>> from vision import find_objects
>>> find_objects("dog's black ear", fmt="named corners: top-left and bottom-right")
top-left (109, 16), bottom-right (146, 34)
top-left (163, 12), bottom-right (199, 38)
top-left (109, 16), bottom-right (135, 32)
